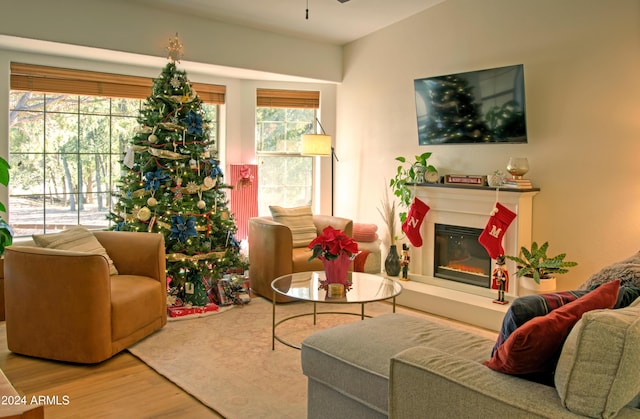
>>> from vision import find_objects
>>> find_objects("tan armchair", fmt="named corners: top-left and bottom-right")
top-left (4, 231), bottom-right (167, 364)
top-left (249, 215), bottom-right (353, 302)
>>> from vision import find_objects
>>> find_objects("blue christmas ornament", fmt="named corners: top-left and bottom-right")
top-left (230, 233), bottom-right (241, 250)
top-left (210, 159), bottom-right (223, 178)
top-left (144, 169), bottom-right (170, 191)
top-left (170, 215), bottom-right (198, 242)
top-left (182, 111), bottom-right (203, 136)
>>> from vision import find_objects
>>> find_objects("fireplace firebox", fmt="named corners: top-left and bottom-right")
top-left (434, 224), bottom-right (491, 288)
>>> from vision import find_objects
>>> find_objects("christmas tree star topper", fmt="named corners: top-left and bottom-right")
top-left (167, 33), bottom-right (184, 63)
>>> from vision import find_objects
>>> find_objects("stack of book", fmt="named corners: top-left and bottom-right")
top-left (503, 177), bottom-right (533, 189)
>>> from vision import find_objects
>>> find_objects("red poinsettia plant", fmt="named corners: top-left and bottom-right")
top-left (308, 226), bottom-right (359, 261)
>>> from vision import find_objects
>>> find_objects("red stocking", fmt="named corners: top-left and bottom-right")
top-left (478, 202), bottom-right (517, 259)
top-left (402, 198), bottom-right (430, 247)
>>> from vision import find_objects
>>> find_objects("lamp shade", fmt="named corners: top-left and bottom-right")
top-left (301, 134), bottom-right (332, 156)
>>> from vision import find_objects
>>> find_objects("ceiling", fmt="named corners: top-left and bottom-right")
top-left (127, 0), bottom-right (447, 45)
top-left (0, 0), bottom-right (447, 82)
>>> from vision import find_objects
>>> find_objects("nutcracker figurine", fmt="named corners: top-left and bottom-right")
top-left (491, 255), bottom-right (509, 305)
top-left (400, 243), bottom-right (410, 280)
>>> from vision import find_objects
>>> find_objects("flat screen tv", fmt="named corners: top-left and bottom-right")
top-left (414, 64), bottom-right (527, 145)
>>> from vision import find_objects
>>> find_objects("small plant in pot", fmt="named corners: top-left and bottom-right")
top-left (377, 186), bottom-right (401, 277)
top-left (390, 152), bottom-right (437, 223)
top-left (506, 241), bottom-right (577, 292)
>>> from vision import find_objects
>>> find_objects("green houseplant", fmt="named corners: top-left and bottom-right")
top-left (0, 157), bottom-right (12, 322)
top-left (506, 241), bottom-right (577, 284)
top-left (389, 152), bottom-right (437, 223)
top-left (0, 157), bottom-right (13, 255)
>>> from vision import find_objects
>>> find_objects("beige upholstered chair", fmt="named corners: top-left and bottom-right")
top-left (248, 214), bottom-right (353, 302)
top-left (4, 230), bottom-right (167, 364)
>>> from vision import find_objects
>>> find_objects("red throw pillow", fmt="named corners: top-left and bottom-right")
top-left (484, 279), bottom-right (620, 375)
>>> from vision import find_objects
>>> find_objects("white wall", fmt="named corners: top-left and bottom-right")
top-left (337, 0), bottom-right (640, 290)
top-left (0, 0), bottom-right (342, 82)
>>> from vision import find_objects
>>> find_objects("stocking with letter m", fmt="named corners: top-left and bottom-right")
top-left (478, 202), bottom-right (516, 259)
top-left (401, 197), bottom-right (430, 247)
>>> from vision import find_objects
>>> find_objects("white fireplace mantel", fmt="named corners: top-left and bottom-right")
top-left (394, 184), bottom-right (539, 331)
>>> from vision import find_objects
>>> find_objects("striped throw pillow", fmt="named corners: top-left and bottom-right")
top-left (269, 205), bottom-right (317, 248)
top-left (32, 226), bottom-right (118, 275)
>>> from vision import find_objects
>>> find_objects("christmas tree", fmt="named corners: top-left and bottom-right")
top-left (417, 75), bottom-right (489, 144)
top-left (109, 36), bottom-right (248, 308)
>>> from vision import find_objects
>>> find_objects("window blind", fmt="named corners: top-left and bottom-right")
top-left (10, 62), bottom-right (226, 104)
top-left (256, 88), bottom-right (319, 109)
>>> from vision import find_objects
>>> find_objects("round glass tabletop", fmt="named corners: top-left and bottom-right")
top-left (271, 271), bottom-right (402, 304)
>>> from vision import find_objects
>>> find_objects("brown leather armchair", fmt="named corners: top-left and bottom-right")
top-left (4, 231), bottom-right (167, 364)
top-left (249, 215), bottom-right (353, 302)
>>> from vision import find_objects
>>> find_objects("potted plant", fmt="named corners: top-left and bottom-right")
top-left (0, 156), bottom-right (13, 322)
top-left (377, 187), bottom-right (402, 276)
top-left (0, 157), bottom-right (13, 255)
top-left (506, 241), bottom-right (577, 293)
top-left (390, 152), bottom-right (437, 223)
top-left (308, 225), bottom-right (359, 291)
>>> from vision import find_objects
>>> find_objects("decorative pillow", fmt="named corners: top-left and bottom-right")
top-left (353, 250), bottom-right (371, 272)
top-left (617, 286), bottom-right (640, 308)
top-left (483, 280), bottom-right (620, 376)
top-left (579, 251), bottom-right (640, 290)
top-left (32, 226), bottom-right (118, 275)
top-left (269, 205), bottom-right (317, 248)
top-left (555, 298), bottom-right (640, 418)
top-left (490, 290), bottom-right (589, 357)
top-left (352, 223), bottom-right (379, 243)
top-left (491, 287), bottom-right (640, 357)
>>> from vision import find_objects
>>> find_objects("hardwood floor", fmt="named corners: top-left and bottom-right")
top-left (0, 326), bottom-right (222, 419)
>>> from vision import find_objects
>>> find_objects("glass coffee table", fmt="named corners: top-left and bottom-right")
top-left (271, 271), bottom-right (403, 349)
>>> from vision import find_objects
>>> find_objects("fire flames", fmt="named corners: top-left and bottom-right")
top-left (446, 263), bottom-right (486, 275)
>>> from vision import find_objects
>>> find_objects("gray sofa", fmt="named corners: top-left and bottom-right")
top-left (301, 307), bottom-right (640, 418)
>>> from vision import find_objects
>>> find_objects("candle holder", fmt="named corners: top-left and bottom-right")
top-left (506, 157), bottom-right (529, 179)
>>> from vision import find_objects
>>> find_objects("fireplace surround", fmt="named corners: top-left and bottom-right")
top-left (394, 184), bottom-right (539, 330)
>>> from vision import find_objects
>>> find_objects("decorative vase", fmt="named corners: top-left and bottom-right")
top-left (385, 244), bottom-right (401, 277)
top-left (412, 163), bottom-right (426, 183)
top-left (321, 252), bottom-right (353, 285)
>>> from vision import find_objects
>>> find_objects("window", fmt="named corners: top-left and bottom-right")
top-left (8, 63), bottom-right (224, 237)
top-left (255, 89), bottom-right (320, 215)
top-left (9, 92), bottom-right (140, 236)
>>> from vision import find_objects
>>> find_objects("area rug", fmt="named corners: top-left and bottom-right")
top-left (128, 296), bottom-right (497, 418)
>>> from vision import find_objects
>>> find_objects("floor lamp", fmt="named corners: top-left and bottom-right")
top-left (301, 119), bottom-right (338, 215)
